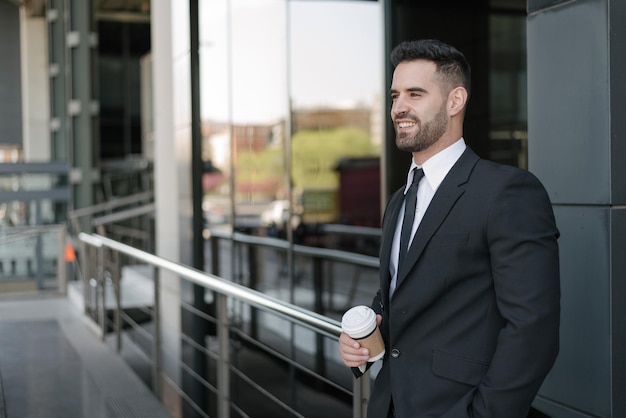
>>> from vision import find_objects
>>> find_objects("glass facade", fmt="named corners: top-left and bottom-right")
top-left (197, 0), bottom-right (531, 319)
top-left (489, 12), bottom-right (528, 168)
top-left (196, 2), bottom-right (384, 416)
top-left (199, 0), bottom-right (383, 243)
top-left (198, 0), bottom-right (529, 288)
top-left (199, 0), bottom-right (384, 285)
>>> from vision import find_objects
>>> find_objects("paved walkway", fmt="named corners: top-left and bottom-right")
top-left (0, 294), bottom-right (171, 418)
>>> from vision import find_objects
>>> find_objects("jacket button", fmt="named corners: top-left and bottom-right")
top-left (391, 348), bottom-right (400, 358)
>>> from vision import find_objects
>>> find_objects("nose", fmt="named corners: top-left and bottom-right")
top-left (391, 95), bottom-right (408, 117)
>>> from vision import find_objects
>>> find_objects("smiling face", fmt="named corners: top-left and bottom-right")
top-left (390, 59), bottom-right (451, 156)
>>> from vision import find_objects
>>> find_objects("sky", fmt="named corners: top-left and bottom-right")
top-left (198, 0), bottom-right (383, 124)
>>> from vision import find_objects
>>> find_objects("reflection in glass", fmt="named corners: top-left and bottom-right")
top-left (200, 0), bottom-right (290, 237)
top-left (200, 0), bottom-right (383, 243)
top-left (198, 2), bottom-right (384, 414)
top-left (489, 11), bottom-right (527, 168)
top-left (289, 0), bottom-right (383, 251)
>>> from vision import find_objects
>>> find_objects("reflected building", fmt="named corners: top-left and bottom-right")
top-left (293, 107), bottom-right (373, 134)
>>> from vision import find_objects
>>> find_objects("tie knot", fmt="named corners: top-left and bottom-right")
top-left (411, 168), bottom-right (424, 186)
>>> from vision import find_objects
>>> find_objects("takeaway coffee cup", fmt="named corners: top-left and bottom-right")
top-left (341, 305), bottom-right (385, 362)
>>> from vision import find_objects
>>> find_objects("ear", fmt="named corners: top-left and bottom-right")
top-left (448, 87), bottom-right (468, 117)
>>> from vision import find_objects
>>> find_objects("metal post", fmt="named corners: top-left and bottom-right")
top-left (57, 227), bottom-right (67, 294)
top-left (216, 293), bottom-right (230, 418)
top-left (97, 245), bottom-right (105, 340)
top-left (112, 250), bottom-right (121, 353)
top-left (188, 0), bottom-right (211, 410)
top-left (210, 237), bottom-right (220, 275)
top-left (68, 0), bottom-right (95, 211)
top-left (313, 257), bottom-right (326, 377)
top-left (353, 372), bottom-right (371, 418)
top-left (81, 241), bottom-right (89, 315)
top-left (248, 244), bottom-right (258, 340)
top-left (35, 203), bottom-right (44, 290)
top-left (313, 257), bottom-right (324, 315)
top-left (46, 0), bottom-right (70, 162)
top-left (152, 266), bottom-right (162, 397)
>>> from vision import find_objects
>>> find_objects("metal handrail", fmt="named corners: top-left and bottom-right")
top-left (0, 163), bottom-right (71, 203)
top-left (210, 228), bottom-right (380, 269)
top-left (78, 232), bottom-right (342, 337)
top-left (0, 224), bottom-right (65, 245)
top-left (68, 191), bottom-right (153, 219)
top-left (78, 231), bottom-right (370, 418)
top-left (92, 203), bottom-right (155, 227)
top-left (0, 162), bottom-right (70, 174)
top-left (70, 195), bottom-right (155, 253)
top-left (319, 223), bottom-right (381, 238)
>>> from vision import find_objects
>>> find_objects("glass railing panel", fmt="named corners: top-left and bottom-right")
top-left (0, 226), bottom-right (66, 294)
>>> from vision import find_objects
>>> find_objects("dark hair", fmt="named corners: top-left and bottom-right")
top-left (390, 39), bottom-right (471, 98)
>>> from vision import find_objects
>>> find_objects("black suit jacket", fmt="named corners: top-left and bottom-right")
top-left (358, 148), bottom-right (560, 418)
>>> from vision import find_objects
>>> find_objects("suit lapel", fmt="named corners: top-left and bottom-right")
top-left (396, 148), bottom-right (480, 289)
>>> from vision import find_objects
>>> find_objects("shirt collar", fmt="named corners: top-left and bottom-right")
top-left (404, 138), bottom-right (467, 194)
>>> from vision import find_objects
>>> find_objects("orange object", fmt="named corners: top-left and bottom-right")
top-left (65, 244), bottom-right (76, 262)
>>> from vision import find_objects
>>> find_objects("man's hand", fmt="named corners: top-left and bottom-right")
top-left (338, 314), bottom-right (382, 367)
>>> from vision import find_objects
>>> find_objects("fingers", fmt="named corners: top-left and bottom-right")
top-left (338, 332), bottom-right (370, 368)
top-left (376, 314), bottom-right (382, 326)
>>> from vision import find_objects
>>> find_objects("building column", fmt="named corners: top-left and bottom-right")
top-left (151, 1), bottom-right (183, 416)
top-left (20, 9), bottom-right (50, 162)
top-left (527, 0), bottom-right (626, 416)
top-left (68, 0), bottom-right (95, 211)
top-left (20, 9), bottom-right (53, 223)
top-left (0, 1), bottom-right (23, 155)
top-left (47, 0), bottom-right (68, 163)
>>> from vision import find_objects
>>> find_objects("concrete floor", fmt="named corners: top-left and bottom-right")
top-left (0, 294), bottom-right (171, 418)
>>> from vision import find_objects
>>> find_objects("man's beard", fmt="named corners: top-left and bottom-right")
top-left (395, 103), bottom-right (448, 153)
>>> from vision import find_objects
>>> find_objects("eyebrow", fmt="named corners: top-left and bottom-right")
top-left (390, 86), bottom-right (429, 95)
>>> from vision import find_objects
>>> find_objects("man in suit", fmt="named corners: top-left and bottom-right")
top-left (338, 39), bottom-right (560, 417)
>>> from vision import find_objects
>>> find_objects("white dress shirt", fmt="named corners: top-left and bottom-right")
top-left (389, 138), bottom-right (467, 297)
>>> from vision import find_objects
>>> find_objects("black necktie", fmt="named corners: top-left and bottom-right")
top-left (398, 168), bottom-right (424, 269)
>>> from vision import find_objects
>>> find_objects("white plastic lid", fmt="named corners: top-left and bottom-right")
top-left (341, 305), bottom-right (376, 339)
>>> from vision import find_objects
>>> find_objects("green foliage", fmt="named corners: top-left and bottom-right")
top-left (291, 127), bottom-right (378, 188)
top-left (236, 148), bottom-right (284, 183)
top-left (231, 127), bottom-right (379, 202)
top-left (235, 147), bottom-right (284, 199)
